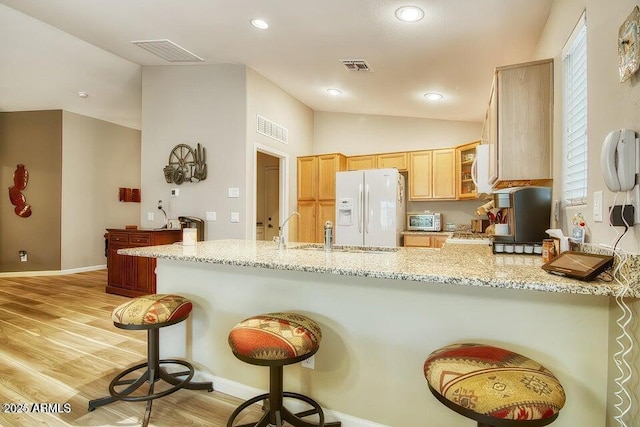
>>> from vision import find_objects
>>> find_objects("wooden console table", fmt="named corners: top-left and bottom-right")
top-left (105, 228), bottom-right (181, 297)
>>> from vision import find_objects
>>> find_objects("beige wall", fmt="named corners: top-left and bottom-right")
top-left (534, 0), bottom-right (640, 251)
top-left (61, 111), bottom-right (141, 270)
top-left (246, 68), bottom-right (315, 241)
top-left (0, 110), bottom-right (62, 272)
top-left (536, 2), bottom-right (640, 426)
top-left (313, 111), bottom-right (482, 154)
top-left (141, 65), bottom-right (247, 240)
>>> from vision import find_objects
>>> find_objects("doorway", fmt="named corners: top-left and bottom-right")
top-left (254, 144), bottom-right (289, 241)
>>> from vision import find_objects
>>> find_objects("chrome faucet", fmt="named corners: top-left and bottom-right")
top-left (324, 221), bottom-right (333, 252)
top-left (278, 211), bottom-right (300, 250)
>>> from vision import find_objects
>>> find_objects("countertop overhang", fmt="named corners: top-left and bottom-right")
top-left (118, 239), bottom-right (638, 297)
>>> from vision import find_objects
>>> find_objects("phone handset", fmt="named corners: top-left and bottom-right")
top-left (601, 129), bottom-right (638, 192)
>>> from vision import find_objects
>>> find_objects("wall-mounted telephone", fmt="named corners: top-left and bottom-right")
top-left (601, 129), bottom-right (638, 192)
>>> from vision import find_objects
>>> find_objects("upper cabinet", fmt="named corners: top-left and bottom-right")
top-left (297, 156), bottom-right (317, 201)
top-left (346, 155), bottom-right (377, 171)
top-left (376, 152), bottom-right (408, 172)
top-left (409, 149), bottom-right (456, 201)
top-left (456, 141), bottom-right (479, 199)
top-left (484, 59), bottom-right (554, 189)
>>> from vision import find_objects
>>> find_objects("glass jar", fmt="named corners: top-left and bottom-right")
top-left (542, 239), bottom-right (556, 263)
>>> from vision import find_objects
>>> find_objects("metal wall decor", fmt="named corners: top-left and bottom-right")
top-left (8, 164), bottom-right (32, 217)
top-left (619, 5), bottom-right (640, 83)
top-left (163, 143), bottom-right (207, 185)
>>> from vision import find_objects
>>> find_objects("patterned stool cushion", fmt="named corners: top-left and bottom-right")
top-left (228, 312), bottom-right (322, 361)
top-left (424, 343), bottom-right (565, 421)
top-left (111, 294), bottom-right (192, 326)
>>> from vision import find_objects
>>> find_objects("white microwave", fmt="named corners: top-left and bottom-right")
top-left (407, 212), bottom-right (442, 231)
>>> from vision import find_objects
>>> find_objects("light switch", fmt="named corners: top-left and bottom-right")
top-left (228, 187), bottom-right (240, 198)
top-left (206, 211), bottom-right (216, 221)
top-left (147, 212), bottom-right (154, 221)
top-left (171, 188), bottom-right (179, 197)
top-left (593, 191), bottom-right (603, 222)
top-left (230, 212), bottom-right (240, 223)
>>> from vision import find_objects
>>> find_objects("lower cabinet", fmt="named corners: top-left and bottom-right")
top-left (106, 229), bottom-right (182, 297)
top-left (403, 233), bottom-right (450, 248)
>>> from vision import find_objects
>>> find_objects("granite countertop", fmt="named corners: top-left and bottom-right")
top-left (119, 239), bottom-right (639, 298)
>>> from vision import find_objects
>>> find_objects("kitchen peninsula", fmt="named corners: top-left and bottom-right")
top-left (121, 240), bottom-right (636, 427)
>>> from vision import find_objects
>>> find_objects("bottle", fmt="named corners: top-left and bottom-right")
top-left (542, 239), bottom-right (556, 263)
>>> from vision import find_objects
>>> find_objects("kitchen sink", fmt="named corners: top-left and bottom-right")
top-left (291, 244), bottom-right (399, 254)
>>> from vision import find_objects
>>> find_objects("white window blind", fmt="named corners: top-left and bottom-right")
top-left (562, 13), bottom-right (587, 206)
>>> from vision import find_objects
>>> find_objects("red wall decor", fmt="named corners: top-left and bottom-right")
top-left (118, 187), bottom-right (141, 202)
top-left (8, 164), bottom-right (32, 217)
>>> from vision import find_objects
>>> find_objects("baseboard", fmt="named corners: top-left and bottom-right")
top-left (0, 265), bottom-right (106, 278)
top-left (196, 372), bottom-right (390, 427)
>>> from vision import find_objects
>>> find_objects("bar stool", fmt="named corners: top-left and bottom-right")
top-left (88, 294), bottom-right (213, 426)
top-left (423, 343), bottom-right (565, 427)
top-left (227, 312), bottom-right (341, 427)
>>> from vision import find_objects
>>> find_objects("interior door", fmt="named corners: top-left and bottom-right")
top-left (265, 166), bottom-right (279, 241)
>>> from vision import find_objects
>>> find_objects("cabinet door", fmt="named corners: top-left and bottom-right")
top-left (107, 241), bottom-right (128, 289)
top-left (432, 149), bottom-right (456, 199)
top-left (496, 59), bottom-right (553, 185)
top-left (409, 151), bottom-right (432, 200)
top-left (347, 155), bottom-right (377, 171)
top-left (317, 154), bottom-right (345, 200)
top-left (431, 235), bottom-right (450, 248)
top-left (403, 234), bottom-right (432, 247)
top-left (377, 152), bottom-right (408, 171)
top-left (316, 201), bottom-right (335, 243)
top-left (297, 201), bottom-right (317, 243)
top-left (456, 142), bottom-right (479, 199)
top-left (297, 157), bottom-right (317, 201)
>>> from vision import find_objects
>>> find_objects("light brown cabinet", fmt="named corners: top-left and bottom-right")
top-left (409, 149), bottom-right (456, 200)
top-left (376, 152), bottom-right (408, 171)
top-left (346, 155), bottom-right (377, 171)
top-left (106, 229), bottom-right (182, 297)
top-left (485, 59), bottom-right (553, 189)
top-left (297, 154), bottom-right (346, 243)
top-left (456, 141), bottom-right (480, 199)
top-left (403, 233), bottom-right (449, 248)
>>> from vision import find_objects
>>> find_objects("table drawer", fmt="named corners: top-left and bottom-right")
top-left (109, 233), bottom-right (129, 243)
top-left (129, 233), bottom-right (151, 245)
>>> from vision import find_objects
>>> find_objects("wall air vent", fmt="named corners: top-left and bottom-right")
top-left (340, 59), bottom-right (372, 72)
top-left (131, 39), bottom-right (204, 62)
top-left (257, 115), bottom-right (288, 144)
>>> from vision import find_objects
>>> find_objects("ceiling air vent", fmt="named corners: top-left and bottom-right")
top-left (131, 39), bottom-right (204, 62)
top-left (257, 115), bottom-right (288, 144)
top-left (340, 59), bottom-right (372, 72)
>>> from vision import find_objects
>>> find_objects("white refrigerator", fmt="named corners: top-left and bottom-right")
top-left (335, 168), bottom-right (406, 247)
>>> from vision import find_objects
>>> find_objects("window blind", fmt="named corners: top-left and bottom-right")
top-left (562, 14), bottom-right (588, 206)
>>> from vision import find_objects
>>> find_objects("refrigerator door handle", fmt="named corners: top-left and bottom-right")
top-left (471, 157), bottom-right (479, 187)
top-left (365, 184), bottom-right (370, 234)
top-left (358, 184), bottom-right (363, 234)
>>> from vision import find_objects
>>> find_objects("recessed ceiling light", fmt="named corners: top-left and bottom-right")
top-left (327, 88), bottom-right (343, 96)
top-left (395, 6), bottom-right (424, 22)
top-left (424, 92), bottom-right (443, 101)
top-left (77, 91), bottom-right (89, 98)
top-left (250, 19), bottom-right (269, 29)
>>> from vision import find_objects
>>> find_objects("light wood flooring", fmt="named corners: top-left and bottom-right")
top-left (0, 270), bottom-right (260, 427)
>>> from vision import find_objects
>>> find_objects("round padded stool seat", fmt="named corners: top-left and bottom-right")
top-left (111, 294), bottom-right (193, 329)
top-left (228, 312), bottom-right (322, 365)
top-left (424, 343), bottom-right (565, 426)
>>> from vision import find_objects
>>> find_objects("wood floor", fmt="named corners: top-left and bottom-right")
top-left (0, 270), bottom-right (260, 427)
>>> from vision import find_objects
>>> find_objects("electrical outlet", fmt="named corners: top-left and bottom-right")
top-left (593, 191), bottom-right (603, 222)
top-left (147, 212), bottom-right (154, 221)
top-left (171, 188), bottom-right (179, 197)
top-left (301, 355), bottom-right (315, 369)
top-left (206, 211), bottom-right (216, 221)
top-left (230, 212), bottom-right (240, 223)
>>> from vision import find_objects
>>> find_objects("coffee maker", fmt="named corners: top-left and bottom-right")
top-left (178, 216), bottom-right (205, 242)
top-left (493, 187), bottom-right (552, 243)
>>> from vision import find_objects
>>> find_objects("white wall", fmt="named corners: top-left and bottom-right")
top-left (0, 4), bottom-right (141, 130)
top-left (61, 111), bottom-right (141, 270)
top-left (313, 111), bottom-right (482, 155)
top-left (141, 65), bottom-right (247, 240)
top-left (246, 68), bottom-right (315, 241)
top-left (534, 0), bottom-right (640, 252)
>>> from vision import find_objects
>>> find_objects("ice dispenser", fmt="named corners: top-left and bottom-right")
top-left (337, 198), bottom-right (354, 226)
